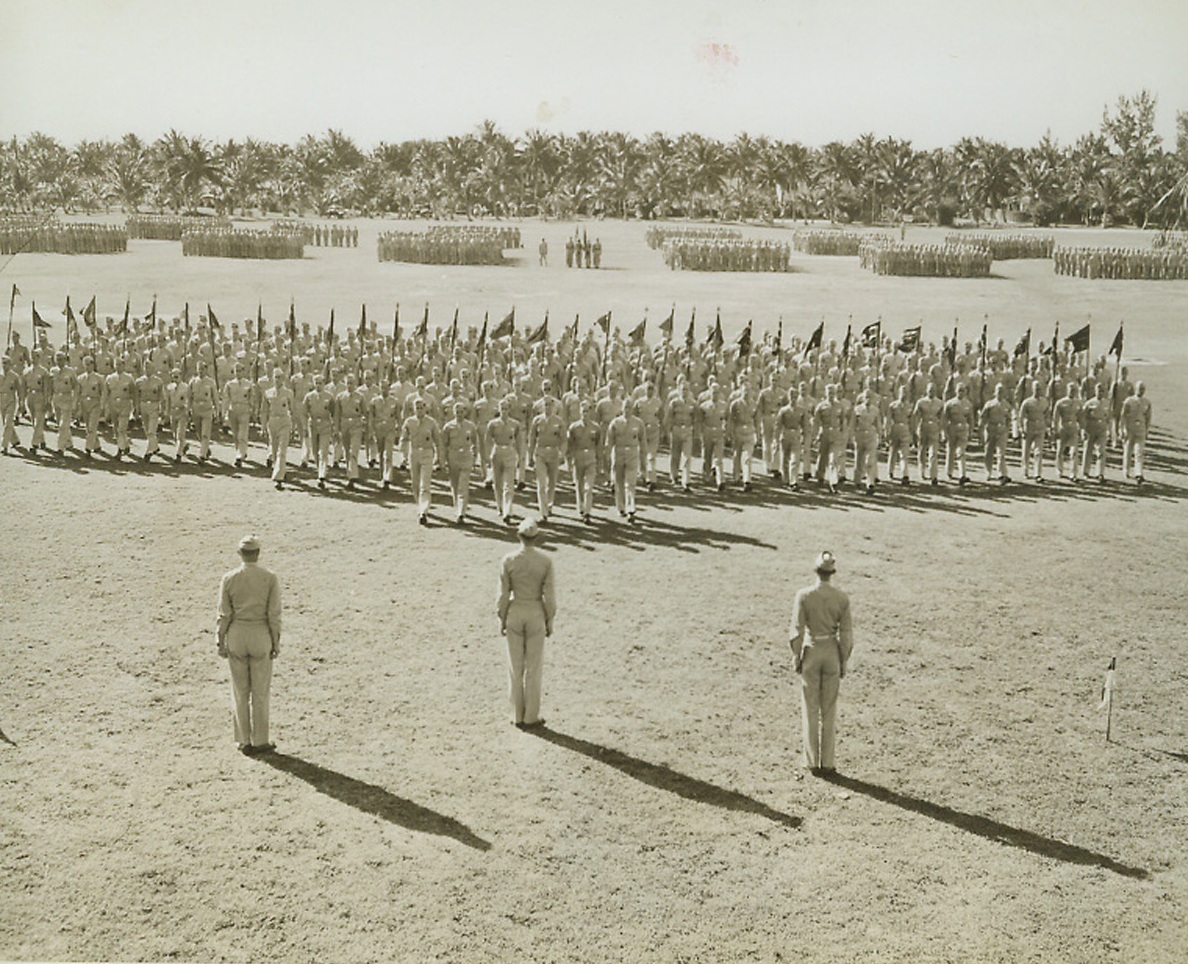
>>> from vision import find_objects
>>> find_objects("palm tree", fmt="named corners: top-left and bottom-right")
top-left (676, 133), bottom-right (726, 218)
top-left (107, 133), bottom-right (150, 213)
top-left (814, 141), bottom-right (857, 223)
top-left (516, 129), bottom-right (560, 216)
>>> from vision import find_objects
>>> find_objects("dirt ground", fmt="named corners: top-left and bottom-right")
top-left (1, 218), bottom-right (1185, 962)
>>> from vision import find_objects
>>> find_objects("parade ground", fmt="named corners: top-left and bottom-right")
top-left (2, 218), bottom-right (1186, 962)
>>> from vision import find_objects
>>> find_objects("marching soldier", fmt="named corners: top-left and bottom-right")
top-left (1119, 381), bottom-right (1152, 485)
top-left (441, 401), bottom-right (479, 523)
top-left (166, 369), bottom-right (191, 462)
top-left (565, 399), bottom-right (600, 524)
top-left (606, 397), bottom-right (646, 522)
top-left (400, 396), bottom-right (441, 525)
top-left (528, 395), bottom-right (565, 521)
top-left (263, 369), bottom-right (296, 489)
top-left (1052, 383), bottom-right (1083, 481)
top-left (135, 363), bottom-right (165, 461)
top-left (1081, 383), bottom-right (1110, 483)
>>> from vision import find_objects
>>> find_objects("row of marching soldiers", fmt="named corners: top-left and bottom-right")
top-left (1, 309), bottom-right (1155, 525)
top-left (0, 221), bottom-right (127, 255)
top-left (1053, 246), bottom-right (1188, 280)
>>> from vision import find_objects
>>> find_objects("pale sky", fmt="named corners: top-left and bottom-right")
top-left (1, 0), bottom-right (1185, 150)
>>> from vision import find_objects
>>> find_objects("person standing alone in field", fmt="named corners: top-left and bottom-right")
top-left (498, 518), bottom-right (556, 728)
top-left (217, 535), bottom-right (282, 755)
top-left (790, 551), bottom-right (853, 776)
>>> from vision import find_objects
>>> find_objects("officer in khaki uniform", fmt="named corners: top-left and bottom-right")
top-left (497, 518), bottom-right (556, 727)
top-left (790, 551), bottom-right (853, 775)
top-left (217, 535), bottom-right (282, 754)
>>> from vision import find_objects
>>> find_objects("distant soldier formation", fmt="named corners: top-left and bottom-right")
top-left (1, 297), bottom-right (1154, 531)
top-left (377, 229), bottom-right (509, 266)
top-left (645, 225), bottom-right (742, 249)
top-left (792, 230), bottom-right (870, 256)
top-left (127, 214), bottom-right (232, 240)
top-left (662, 238), bottom-right (791, 272)
top-left (946, 233), bottom-right (1055, 259)
top-left (0, 217), bottom-right (127, 255)
top-left (181, 227), bottom-right (305, 260)
top-left (310, 223), bottom-right (359, 248)
top-left (564, 229), bottom-right (602, 268)
top-left (859, 239), bottom-right (993, 277)
top-left (1053, 245), bottom-right (1188, 280)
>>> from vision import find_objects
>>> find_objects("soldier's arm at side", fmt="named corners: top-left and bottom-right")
top-left (542, 559), bottom-right (556, 636)
top-left (789, 590), bottom-right (806, 671)
top-left (497, 557), bottom-right (511, 635)
top-left (838, 597), bottom-right (853, 676)
top-left (267, 572), bottom-right (282, 657)
top-left (216, 574), bottom-right (233, 655)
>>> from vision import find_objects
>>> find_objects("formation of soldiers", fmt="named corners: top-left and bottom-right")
top-left (377, 231), bottom-right (507, 266)
top-left (126, 214), bottom-right (232, 241)
top-left (946, 234), bottom-right (1055, 260)
top-left (662, 238), bottom-right (791, 272)
top-left (309, 223), bottom-right (359, 247)
top-left (0, 218), bottom-right (127, 255)
top-left (565, 230), bottom-right (602, 268)
top-left (1053, 245), bottom-right (1188, 280)
top-left (792, 230), bottom-right (869, 256)
top-left (181, 228), bottom-right (305, 260)
top-left (426, 224), bottom-right (522, 249)
top-left (859, 240), bottom-right (993, 277)
top-left (1152, 230), bottom-right (1188, 251)
top-left (1, 305), bottom-right (1153, 529)
top-left (645, 225), bottom-right (741, 249)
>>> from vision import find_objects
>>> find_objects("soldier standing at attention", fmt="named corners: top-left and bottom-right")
top-left (1081, 383), bottom-right (1110, 483)
top-left (305, 375), bottom-right (335, 490)
top-left (217, 535), bottom-right (281, 756)
top-left (538, 237), bottom-right (548, 266)
top-left (189, 362), bottom-right (219, 463)
top-left (23, 353), bottom-right (51, 453)
top-left (498, 518), bottom-right (556, 728)
top-left (106, 358), bottom-right (136, 459)
top-left (1018, 382), bottom-right (1049, 482)
top-left (1053, 383), bottom-right (1083, 482)
top-left (790, 550), bottom-right (853, 777)
top-left (980, 383), bottom-right (1012, 484)
top-left (606, 397), bottom-right (646, 523)
top-left (487, 398), bottom-right (521, 525)
top-left (0, 356), bottom-right (22, 455)
top-left (912, 382), bottom-right (943, 487)
top-left (223, 363), bottom-right (254, 467)
top-left (885, 384), bottom-right (912, 485)
top-left (942, 382), bottom-right (974, 485)
top-left (51, 353), bottom-right (79, 455)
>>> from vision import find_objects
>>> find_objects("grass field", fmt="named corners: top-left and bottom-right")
top-left (1, 217), bottom-right (1185, 963)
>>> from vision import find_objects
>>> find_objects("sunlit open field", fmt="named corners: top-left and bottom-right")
top-left (1, 217), bottom-right (1185, 962)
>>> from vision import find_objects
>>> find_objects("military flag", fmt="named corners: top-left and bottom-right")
top-left (841, 324), bottom-right (852, 359)
top-left (82, 295), bottom-right (96, 330)
top-left (659, 305), bottom-right (674, 339)
top-left (775, 318), bottom-right (783, 353)
top-left (492, 308), bottom-right (516, 340)
top-left (896, 326), bottom-right (921, 354)
top-left (978, 321), bottom-right (988, 369)
top-left (32, 303), bottom-right (50, 328)
top-left (392, 304), bottom-right (400, 344)
top-left (326, 308), bottom-right (334, 345)
top-left (594, 311), bottom-right (611, 337)
top-left (801, 320), bottom-right (824, 363)
top-left (449, 306), bottom-right (460, 351)
top-left (65, 295), bottom-right (78, 345)
top-left (1108, 324), bottom-right (1124, 358)
top-left (567, 314), bottom-right (580, 343)
top-left (415, 303), bottom-right (429, 339)
top-left (684, 307), bottom-right (696, 350)
top-left (527, 314), bottom-right (549, 345)
top-left (1065, 324), bottom-right (1090, 354)
top-left (1013, 329), bottom-right (1031, 358)
top-left (735, 320), bottom-right (752, 357)
top-left (359, 303), bottom-right (368, 337)
top-left (861, 319), bottom-right (881, 350)
top-left (705, 313), bottom-right (723, 352)
top-left (946, 323), bottom-right (959, 367)
top-left (628, 317), bottom-right (647, 346)
top-left (147, 294), bottom-right (157, 328)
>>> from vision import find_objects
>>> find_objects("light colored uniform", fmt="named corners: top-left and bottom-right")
top-left (1120, 392), bottom-right (1152, 480)
top-left (497, 545), bottom-right (556, 725)
top-left (790, 580), bottom-right (853, 770)
top-left (442, 417), bottom-right (478, 518)
top-left (264, 385), bottom-right (296, 481)
top-left (217, 562), bottom-right (282, 748)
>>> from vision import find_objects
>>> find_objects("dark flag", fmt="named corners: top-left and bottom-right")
top-left (802, 320), bottom-right (824, 360)
top-left (148, 294), bottom-right (157, 327)
top-left (659, 306), bottom-right (674, 339)
top-left (8, 283), bottom-right (18, 310)
top-left (392, 304), bottom-right (400, 344)
top-left (288, 300), bottom-right (297, 342)
top-left (946, 323), bottom-right (958, 367)
top-left (1065, 324), bottom-right (1090, 354)
top-left (527, 315), bottom-right (549, 345)
top-left (1013, 329), bottom-right (1031, 358)
top-left (415, 303), bottom-right (429, 339)
top-left (568, 314), bottom-right (580, 342)
top-left (65, 295), bottom-right (77, 343)
top-left (861, 320), bottom-right (881, 350)
top-left (775, 318), bottom-right (783, 353)
top-left (359, 303), bottom-right (368, 336)
top-left (449, 306), bottom-right (460, 350)
top-left (594, 311), bottom-right (611, 337)
top-left (684, 308), bottom-right (696, 349)
top-left (705, 316), bottom-right (723, 352)
top-left (82, 295), bottom-right (96, 329)
top-left (735, 320), bottom-right (752, 357)
top-left (32, 303), bottom-right (50, 328)
top-left (476, 312), bottom-right (489, 370)
top-left (207, 304), bottom-right (221, 329)
top-left (841, 324), bottom-right (852, 359)
top-left (257, 304), bottom-right (266, 344)
top-left (896, 326), bottom-right (921, 354)
top-left (327, 308), bottom-right (335, 345)
top-left (628, 317), bottom-right (647, 346)
top-left (118, 297), bottom-right (130, 335)
top-left (1108, 324), bottom-right (1124, 358)
top-left (492, 308), bottom-right (516, 340)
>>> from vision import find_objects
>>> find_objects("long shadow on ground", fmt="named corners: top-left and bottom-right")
top-left (256, 751), bottom-right (492, 851)
top-left (822, 772), bottom-right (1148, 880)
top-left (526, 726), bottom-right (801, 829)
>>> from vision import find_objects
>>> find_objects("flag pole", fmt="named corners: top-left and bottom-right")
top-left (6, 283), bottom-right (17, 350)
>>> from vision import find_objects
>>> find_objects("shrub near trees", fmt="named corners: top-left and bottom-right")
top-left (0, 92), bottom-right (1184, 228)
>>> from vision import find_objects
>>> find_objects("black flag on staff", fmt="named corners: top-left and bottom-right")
top-left (896, 326), bottom-right (921, 354)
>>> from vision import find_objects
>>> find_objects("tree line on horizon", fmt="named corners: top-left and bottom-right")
top-left (2, 92), bottom-right (1185, 230)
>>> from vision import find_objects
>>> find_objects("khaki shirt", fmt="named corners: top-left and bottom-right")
top-left (217, 562), bottom-right (282, 648)
top-left (790, 580), bottom-right (853, 670)
top-left (497, 546), bottom-right (556, 625)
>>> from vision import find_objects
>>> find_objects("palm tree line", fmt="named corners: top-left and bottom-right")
top-left (2, 92), bottom-right (1185, 229)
